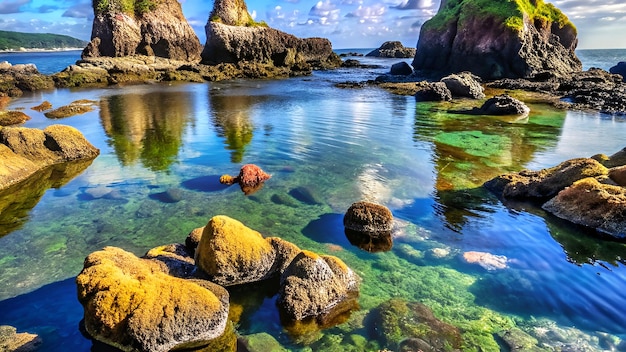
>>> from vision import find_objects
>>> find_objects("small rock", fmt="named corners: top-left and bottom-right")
top-left (479, 94), bottom-right (530, 115)
top-left (462, 251), bottom-right (508, 270)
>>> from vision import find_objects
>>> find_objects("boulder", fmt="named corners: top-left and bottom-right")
top-left (414, 82), bottom-right (452, 102)
top-left (0, 325), bottom-right (42, 352)
top-left (441, 72), bottom-right (485, 99)
top-left (219, 164), bottom-right (271, 195)
top-left (609, 62), bottom-right (626, 82)
top-left (83, 0), bottom-right (202, 61)
top-left (195, 215), bottom-right (300, 286)
top-left (201, 0), bottom-right (341, 70)
top-left (343, 201), bottom-right (394, 252)
top-left (0, 111), bottom-right (30, 126)
top-left (76, 246), bottom-right (230, 352)
top-left (478, 95), bottom-right (530, 115)
top-left (366, 41), bottom-right (416, 58)
top-left (390, 62), bottom-right (413, 76)
top-left (413, 0), bottom-right (581, 79)
top-left (0, 62), bottom-right (54, 97)
top-left (609, 165), bottom-right (626, 186)
top-left (368, 298), bottom-right (462, 351)
top-left (484, 158), bottom-right (608, 200)
top-left (277, 250), bottom-right (360, 321)
top-left (542, 178), bottom-right (626, 239)
top-left (0, 125), bottom-right (100, 190)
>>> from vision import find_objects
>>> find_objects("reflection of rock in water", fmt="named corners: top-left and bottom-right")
top-left (99, 91), bottom-right (191, 171)
top-left (0, 159), bottom-right (94, 237)
top-left (210, 94), bottom-right (256, 163)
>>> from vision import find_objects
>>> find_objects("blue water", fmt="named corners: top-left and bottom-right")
top-left (0, 50), bottom-right (625, 351)
top-left (0, 50), bottom-right (82, 74)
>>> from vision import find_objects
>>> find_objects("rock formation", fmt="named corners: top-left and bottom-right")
top-left (76, 246), bottom-right (232, 352)
top-left (366, 41), bottom-right (416, 58)
top-left (412, 0), bottom-right (582, 79)
top-left (83, 0), bottom-right (202, 61)
top-left (0, 62), bottom-right (54, 97)
top-left (0, 125), bottom-right (100, 190)
top-left (0, 325), bottom-right (42, 352)
top-left (610, 62), bottom-right (626, 82)
top-left (201, 0), bottom-right (341, 70)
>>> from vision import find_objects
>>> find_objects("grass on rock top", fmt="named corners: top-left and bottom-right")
top-left (95, 0), bottom-right (161, 16)
top-left (426, 0), bottom-right (575, 32)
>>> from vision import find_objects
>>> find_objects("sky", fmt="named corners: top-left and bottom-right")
top-left (0, 0), bottom-right (625, 49)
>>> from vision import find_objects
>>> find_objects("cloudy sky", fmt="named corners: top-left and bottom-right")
top-left (1, 0), bottom-right (625, 49)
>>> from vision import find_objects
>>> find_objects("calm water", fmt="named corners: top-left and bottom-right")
top-left (0, 50), bottom-right (626, 351)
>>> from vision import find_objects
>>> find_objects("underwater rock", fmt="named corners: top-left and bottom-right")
top-left (484, 158), bottom-right (608, 200)
top-left (76, 246), bottom-right (230, 352)
top-left (288, 186), bottom-right (323, 205)
top-left (0, 325), bottom-right (42, 352)
top-left (441, 72), bottom-right (485, 99)
top-left (542, 177), bottom-right (626, 239)
top-left (368, 298), bottom-right (462, 351)
top-left (237, 332), bottom-right (288, 352)
top-left (0, 110), bottom-right (30, 126)
top-left (0, 125), bottom-right (100, 190)
top-left (497, 327), bottom-right (541, 351)
top-left (463, 251), bottom-right (508, 270)
top-left (277, 250), bottom-right (360, 321)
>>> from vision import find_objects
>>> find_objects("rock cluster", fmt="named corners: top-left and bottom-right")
top-left (484, 148), bottom-right (626, 239)
top-left (412, 0), bottom-right (581, 79)
top-left (77, 215), bottom-right (361, 351)
top-left (366, 41), bottom-right (416, 58)
top-left (0, 61), bottom-right (54, 97)
top-left (0, 125), bottom-right (100, 190)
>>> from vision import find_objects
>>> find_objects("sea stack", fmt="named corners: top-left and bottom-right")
top-left (412, 0), bottom-right (582, 79)
top-left (201, 0), bottom-right (341, 69)
top-left (82, 0), bottom-right (202, 61)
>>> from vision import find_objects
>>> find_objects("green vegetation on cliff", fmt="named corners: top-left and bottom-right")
top-left (0, 30), bottom-right (86, 51)
top-left (95, 0), bottom-right (161, 16)
top-left (427, 0), bottom-right (575, 32)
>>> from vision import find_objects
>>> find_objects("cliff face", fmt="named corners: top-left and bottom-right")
top-left (83, 0), bottom-right (202, 61)
top-left (412, 0), bottom-right (582, 79)
top-left (201, 0), bottom-right (339, 68)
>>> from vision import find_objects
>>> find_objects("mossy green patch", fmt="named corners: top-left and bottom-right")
top-left (426, 0), bottom-right (574, 33)
top-left (94, 0), bottom-right (161, 16)
top-left (434, 130), bottom-right (512, 158)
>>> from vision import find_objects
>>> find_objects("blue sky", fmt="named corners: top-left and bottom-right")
top-left (0, 0), bottom-right (625, 49)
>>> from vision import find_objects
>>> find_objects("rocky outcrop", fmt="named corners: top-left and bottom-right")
top-left (412, 0), bottom-right (581, 79)
top-left (542, 178), bottom-right (626, 239)
top-left (0, 325), bottom-right (42, 352)
top-left (76, 246), bottom-right (231, 352)
top-left (441, 72), bottom-right (485, 99)
top-left (277, 250), bottom-right (360, 321)
top-left (0, 111), bottom-right (30, 126)
top-left (195, 215), bottom-right (301, 286)
top-left (609, 62), bottom-right (626, 82)
top-left (82, 0), bottom-right (202, 61)
top-left (0, 125), bottom-right (100, 190)
top-left (201, 0), bottom-right (341, 71)
top-left (366, 41), bottom-right (416, 58)
top-left (0, 62), bottom-right (54, 97)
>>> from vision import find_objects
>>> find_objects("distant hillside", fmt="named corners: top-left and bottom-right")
top-left (0, 30), bottom-right (87, 51)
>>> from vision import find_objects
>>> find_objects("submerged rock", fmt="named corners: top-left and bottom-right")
top-left (463, 251), bottom-right (508, 270)
top-left (413, 0), bottom-right (581, 79)
top-left (542, 178), bottom-right (626, 239)
top-left (366, 41), bottom-right (416, 58)
top-left (277, 250), bottom-right (360, 321)
top-left (76, 246), bottom-right (230, 352)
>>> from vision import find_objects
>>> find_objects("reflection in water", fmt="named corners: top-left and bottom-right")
top-left (99, 91), bottom-right (192, 171)
top-left (413, 102), bottom-right (566, 228)
top-left (0, 159), bottom-right (93, 237)
top-left (209, 93), bottom-right (256, 163)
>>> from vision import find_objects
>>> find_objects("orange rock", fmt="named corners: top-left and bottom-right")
top-left (237, 164), bottom-right (271, 187)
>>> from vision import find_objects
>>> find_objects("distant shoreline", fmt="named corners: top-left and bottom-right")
top-left (0, 48), bottom-right (83, 54)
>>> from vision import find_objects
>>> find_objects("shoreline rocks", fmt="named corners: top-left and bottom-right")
top-left (366, 41), bottom-right (415, 58)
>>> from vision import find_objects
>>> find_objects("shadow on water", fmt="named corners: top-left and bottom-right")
top-left (0, 277), bottom-right (91, 351)
top-left (0, 159), bottom-right (94, 238)
top-left (181, 175), bottom-right (231, 192)
top-left (302, 213), bottom-right (351, 248)
top-left (99, 90), bottom-right (193, 172)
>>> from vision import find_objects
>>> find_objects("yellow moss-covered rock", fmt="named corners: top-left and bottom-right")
top-left (76, 246), bottom-right (230, 352)
top-left (0, 110), bottom-right (30, 126)
top-left (277, 250), bottom-right (360, 321)
top-left (195, 215), bottom-right (277, 286)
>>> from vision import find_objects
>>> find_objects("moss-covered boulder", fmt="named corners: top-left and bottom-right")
top-left (413, 0), bottom-right (581, 79)
top-left (368, 298), bottom-right (462, 351)
top-left (277, 250), bottom-right (360, 321)
top-left (343, 201), bottom-right (394, 252)
top-left (0, 125), bottom-right (100, 190)
top-left (76, 246), bottom-right (231, 352)
top-left (0, 110), bottom-right (30, 126)
top-left (195, 215), bottom-right (301, 286)
top-left (484, 158), bottom-right (608, 200)
top-left (542, 177), bottom-right (626, 239)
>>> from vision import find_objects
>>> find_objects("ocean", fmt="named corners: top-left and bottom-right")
top-left (0, 49), bottom-right (625, 351)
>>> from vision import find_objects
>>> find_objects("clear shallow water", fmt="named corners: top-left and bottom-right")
top-left (0, 52), bottom-right (625, 351)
